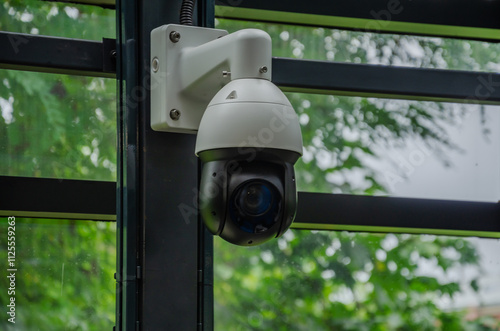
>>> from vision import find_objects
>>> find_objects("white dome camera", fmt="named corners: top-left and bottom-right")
top-left (150, 25), bottom-right (303, 246)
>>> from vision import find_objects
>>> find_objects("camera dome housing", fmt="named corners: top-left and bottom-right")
top-left (196, 79), bottom-right (302, 246)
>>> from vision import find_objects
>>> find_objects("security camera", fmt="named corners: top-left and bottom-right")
top-left (150, 25), bottom-right (303, 246)
top-left (196, 79), bottom-right (302, 245)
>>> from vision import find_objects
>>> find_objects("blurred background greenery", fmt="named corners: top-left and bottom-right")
top-left (1, 1), bottom-right (500, 330)
top-left (0, 2), bottom-right (117, 331)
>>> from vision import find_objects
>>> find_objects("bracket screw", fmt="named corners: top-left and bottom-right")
top-left (222, 71), bottom-right (231, 77)
top-left (259, 66), bottom-right (268, 74)
top-left (169, 31), bottom-right (181, 43)
top-left (170, 109), bottom-right (181, 120)
top-left (152, 57), bottom-right (159, 72)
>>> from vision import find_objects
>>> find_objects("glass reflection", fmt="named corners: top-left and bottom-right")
top-left (215, 230), bottom-right (500, 330)
top-left (287, 92), bottom-right (500, 202)
top-left (0, 218), bottom-right (116, 330)
top-left (0, 0), bottom-right (115, 40)
top-left (216, 19), bottom-right (500, 73)
top-left (0, 70), bottom-right (116, 181)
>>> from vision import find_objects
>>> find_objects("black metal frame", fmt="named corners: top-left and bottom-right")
top-left (1, 176), bottom-right (498, 237)
top-left (295, 193), bottom-right (500, 237)
top-left (55, 0), bottom-right (500, 40)
top-left (215, 0), bottom-right (500, 29)
top-left (215, 0), bottom-right (500, 41)
top-left (2, 33), bottom-right (499, 104)
top-left (1, 0), bottom-right (500, 330)
top-left (274, 58), bottom-right (500, 104)
top-left (0, 176), bottom-right (115, 220)
top-left (114, 0), bottom-right (214, 330)
top-left (44, 0), bottom-right (115, 9)
top-left (0, 32), bottom-right (116, 77)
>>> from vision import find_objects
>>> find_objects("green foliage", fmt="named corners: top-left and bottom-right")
top-left (0, 2), bottom-right (117, 331)
top-left (1, 4), bottom-right (499, 331)
top-left (214, 231), bottom-right (497, 330)
top-left (0, 2), bottom-right (117, 180)
top-left (0, 70), bottom-right (116, 180)
top-left (0, 219), bottom-right (116, 331)
top-left (213, 19), bottom-right (500, 331)
top-left (1, 0), bottom-right (115, 40)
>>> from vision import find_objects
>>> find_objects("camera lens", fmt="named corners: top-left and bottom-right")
top-left (238, 183), bottom-right (273, 216)
top-left (230, 180), bottom-right (282, 233)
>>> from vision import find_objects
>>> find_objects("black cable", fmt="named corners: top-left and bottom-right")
top-left (180, 0), bottom-right (196, 26)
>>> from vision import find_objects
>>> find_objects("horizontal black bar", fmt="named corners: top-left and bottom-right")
top-left (1, 33), bottom-right (498, 104)
top-left (55, 0), bottom-right (500, 33)
top-left (273, 58), bottom-right (500, 104)
top-left (216, 0), bottom-right (500, 32)
top-left (43, 0), bottom-right (115, 9)
top-left (294, 192), bottom-right (500, 236)
top-left (0, 176), bottom-right (116, 221)
top-left (0, 32), bottom-right (115, 78)
top-left (1, 176), bottom-right (499, 236)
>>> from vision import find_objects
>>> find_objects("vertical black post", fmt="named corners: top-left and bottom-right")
top-left (196, 3), bottom-right (216, 330)
top-left (115, 0), bottom-right (140, 329)
top-left (116, 0), bottom-right (214, 330)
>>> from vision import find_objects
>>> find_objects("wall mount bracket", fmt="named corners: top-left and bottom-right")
top-left (150, 24), bottom-right (272, 133)
top-left (150, 25), bottom-right (227, 133)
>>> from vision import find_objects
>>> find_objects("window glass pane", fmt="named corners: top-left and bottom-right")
top-left (215, 230), bottom-right (500, 330)
top-left (1, 0), bottom-right (115, 40)
top-left (216, 19), bottom-right (500, 73)
top-left (0, 218), bottom-right (116, 330)
top-left (0, 69), bottom-right (116, 181)
top-left (286, 92), bottom-right (500, 202)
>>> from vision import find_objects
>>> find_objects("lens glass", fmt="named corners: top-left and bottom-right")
top-left (238, 183), bottom-right (273, 216)
top-left (230, 180), bottom-right (282, 233)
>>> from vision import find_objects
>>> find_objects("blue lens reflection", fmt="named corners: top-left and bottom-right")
top-left (230, 180), bottom-right (281, 234)
top-left (238, 183), bottom-right (272, 216)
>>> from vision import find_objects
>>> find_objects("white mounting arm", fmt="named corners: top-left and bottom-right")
top-left (150, 24), bottom-right (273, 133)
top-left (181, 28), bottom-right (272, 86)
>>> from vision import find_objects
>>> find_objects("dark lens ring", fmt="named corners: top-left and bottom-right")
top-left (229, 180), bottom-right (282, 234)
top-left (237, 182), bottom-right (273, 216)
